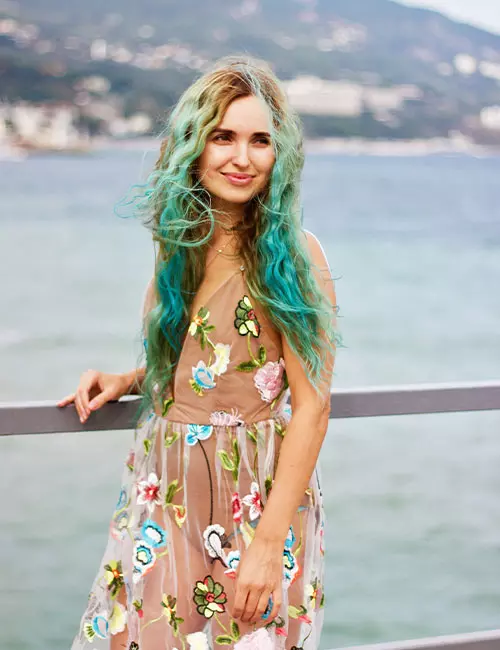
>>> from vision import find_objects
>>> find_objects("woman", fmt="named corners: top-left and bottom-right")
top-left (60, 55), bottom-right (341, 650)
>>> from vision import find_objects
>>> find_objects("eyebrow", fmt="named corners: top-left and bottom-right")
top-left (212, 128), bottom-right (271, 138)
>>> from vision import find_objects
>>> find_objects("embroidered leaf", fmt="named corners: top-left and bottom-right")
top-left (205, 325), bottom-right (216, 332)
top-left (189, 379), bottom-right (204, 396)
top-left (230, 620), bottom-right (240, 641)
top-left (246, 428), bottom-right (257, 443)
top-left (143, 438), bottom-right (151, 455)
top-left (165, 479), bottom-right (179, 506)
top-left (287, 605), bottom-right (302, 619)
top-left (275, 422), bottom-right (285, 438)
top-left (215, 635), bottom-right (233, 645)
top-left (258, 344), bottom-right (267, 365)
top-left (265, 475), bottom-right (273, 498)
top-left (320, 592), bottom-right (325, 608)
top-left (164, 430), bottom-right (180, 448)
top-left (232, 438), bottom-right (240, 482)
top-left (199, 307), bottom-right (209, 319)
top-left (235, 360), bottom-right (258, 372)
top-left (162, 397), bottom-right (174, 417)
top-left (217, 449), bottom-right (235, 472)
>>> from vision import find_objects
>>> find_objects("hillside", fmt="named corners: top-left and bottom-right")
top-left (1, 0), bottom-right (500, 140)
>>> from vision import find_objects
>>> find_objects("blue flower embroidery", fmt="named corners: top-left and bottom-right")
top-left (191, 361), bottom-right (216, 390)
top-left (285, 525), bottom-right (295, 550)
top-left (133, 540), bottom-right (156, 581)
top-left (140, 519), bottom-right (167, 548)
top-left (91, 614), bottom-right (108, 639)
top-left (186, 424), bottom-right (213, 446)
top-left (115, 488), bottom-right (127, 510)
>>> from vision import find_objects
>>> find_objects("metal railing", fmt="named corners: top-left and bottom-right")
top-left (1, 380), bottom-right (500, 650)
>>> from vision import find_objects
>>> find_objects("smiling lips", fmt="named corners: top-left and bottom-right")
top-left (222, 172), bottom-right (254, 186)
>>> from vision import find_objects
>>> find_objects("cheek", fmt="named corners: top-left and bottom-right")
top-left (198, 145), bottom-right (228, 176)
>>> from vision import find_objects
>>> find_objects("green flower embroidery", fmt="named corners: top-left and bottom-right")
top-left (189, 307), bottom-right (215, 350)
top-left (161, 594), bottom-right (184, 635)
top-left (103, 560), bottom-right (124, 599)
top-left (234, 296), bottom-right (260, 337)
top-left (193, 575), bottom-right (227, 618)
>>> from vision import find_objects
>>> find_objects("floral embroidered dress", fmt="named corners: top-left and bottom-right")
top-left (72, 264), bottom-right (326, 650)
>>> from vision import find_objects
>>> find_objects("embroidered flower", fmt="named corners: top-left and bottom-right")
top-left (115, 488), bottom-right (127, 510)
top-left (285, 526), bottom-right (295, 550)
top-left (186, 423), bottom-right (213, 446)
top-left (234, 295), bottom-right (260, 337)
top-left (173, 504), bottom-right (187, 528)
top-left (125, 449), bottom-right (135, 472)
top-left (140, 519), bottom-right (167, 548)
top-left (136, 472), bottom-right (162, 512)
top-left (242, 482), bottom-right (263, 521)
top-left (109, 602), bottom-right (127, 635)
top-left (232, 492), bottom-right (243, 525)
top-left (234, 628), bottom-right (273, 650)
top-left (83, 612), bottom-right (108, 641)
top-left (186, 631), bottom-right (210, 650)
top-left (133, 539), bottom-right (156, 582)
top-left (224, 549), bottom-right (240, 579)
top-left (283, 548), bottom-right (299, 586)
top-left (210, 408), bottom-right (244, 427)
top-left (210, 342), bottom-right (231, 375)
top-left (193, 575), bottom-right (227, 618)
top-left (189, 308), bottom-right (211, 337)
top-left (161, 594), bottom-right (184, 635)
top-left (306, 578), bottom-right (323, 611)
top-left (202, 524), bottom-right (228, 560)
top-left (254, 358), bottom-right (286, 402)
top-left (110, 509), bottom-right (135, 541)
top-left (103, 560), bottom-right (124, 599)
top-left (189, 360), bottom-right (216, 395)
top-left (133, 599), bottom-right (144, 619)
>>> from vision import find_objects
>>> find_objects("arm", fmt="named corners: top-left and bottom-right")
top-left (233, 231), bottom-right (337, 623)
top-left (256, 231), bottom-right (335, 542)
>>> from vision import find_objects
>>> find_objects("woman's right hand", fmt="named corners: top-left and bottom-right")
top-left (57, 370), bottom-right (132, 423)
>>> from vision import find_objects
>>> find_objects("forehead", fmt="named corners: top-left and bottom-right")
top-left (218, 95), bottom-right (271, 133)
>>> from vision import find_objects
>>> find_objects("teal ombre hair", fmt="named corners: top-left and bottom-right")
top-left (132, 54), bottom-right (343, 419)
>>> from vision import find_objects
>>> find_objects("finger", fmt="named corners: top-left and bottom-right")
top-left (74, 392), bottom-right (87, 422)
top-left (267, 587), bottom-right (282, 623)
top-left (251, 590), bottom-right (272, 625)
top-left (232, 581), bottom-right (249, 620)
top-left (88, 389), bottom-right (112, 411)
top-left (79, 371), bottom-right (97, 414)
top-left (57, 393), bottom-right (75, 407)
top-left (241, 586), bottom-right (263, 624)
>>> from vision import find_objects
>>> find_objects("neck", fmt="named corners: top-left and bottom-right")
top-left (210, 197), bottom-right (246, 234)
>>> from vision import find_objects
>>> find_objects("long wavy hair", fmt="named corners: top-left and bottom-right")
top-left (130, 54), bottom-right (343, 420)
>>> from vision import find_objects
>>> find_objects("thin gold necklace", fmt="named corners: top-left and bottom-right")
top-left (206, 235), bottom-right (236, 268)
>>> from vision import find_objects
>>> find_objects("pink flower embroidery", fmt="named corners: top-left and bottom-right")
top-left (242, 482), bottom-right (263, 521)
top-left (210, 409), bottom-right (244, 427)
top-left (232, 492), bottom-right (243, 525)
top-left (275, 627), bottom-right (287, 637)
top-left (136, 472), bottom-right (162, 512)
top-left (234, 628), bottom-right (273, 650)
top-left (253, 358), bottom-right (285, 403)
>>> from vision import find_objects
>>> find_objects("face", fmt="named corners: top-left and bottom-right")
top-left (196, 95), bottom-right (276, 214)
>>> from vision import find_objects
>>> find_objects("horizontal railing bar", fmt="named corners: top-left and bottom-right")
top-left (0, 381), bottom-right (499, 437)
top-left (334, 628), bottom-right (500, 650)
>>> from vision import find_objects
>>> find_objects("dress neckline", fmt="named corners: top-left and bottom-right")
top-left (188, 264), bottom-right (245, 322)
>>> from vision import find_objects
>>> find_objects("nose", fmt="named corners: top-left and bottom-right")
top-left (232, 142), bottom-right (250, 167)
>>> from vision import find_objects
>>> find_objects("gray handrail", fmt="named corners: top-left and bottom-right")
top-left (1, 380), bottom-right (499, 436)
top-left (336, 628), bottom-right (500, 650)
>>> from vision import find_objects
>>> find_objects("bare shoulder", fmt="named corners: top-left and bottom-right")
top-left (301, 229), bottom-right (332, 273)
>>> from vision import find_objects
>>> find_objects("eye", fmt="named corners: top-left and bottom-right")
top-left (255, 137), bottom-right (270, 145)
top-left (213, 133), bottom-right (231, 142)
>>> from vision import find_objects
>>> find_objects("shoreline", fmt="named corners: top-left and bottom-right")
top-left (3, 135), bottom-right (500, 159)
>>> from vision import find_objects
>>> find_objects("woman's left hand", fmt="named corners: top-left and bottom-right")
top-left (232, 536), bottom-right (283, 624)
